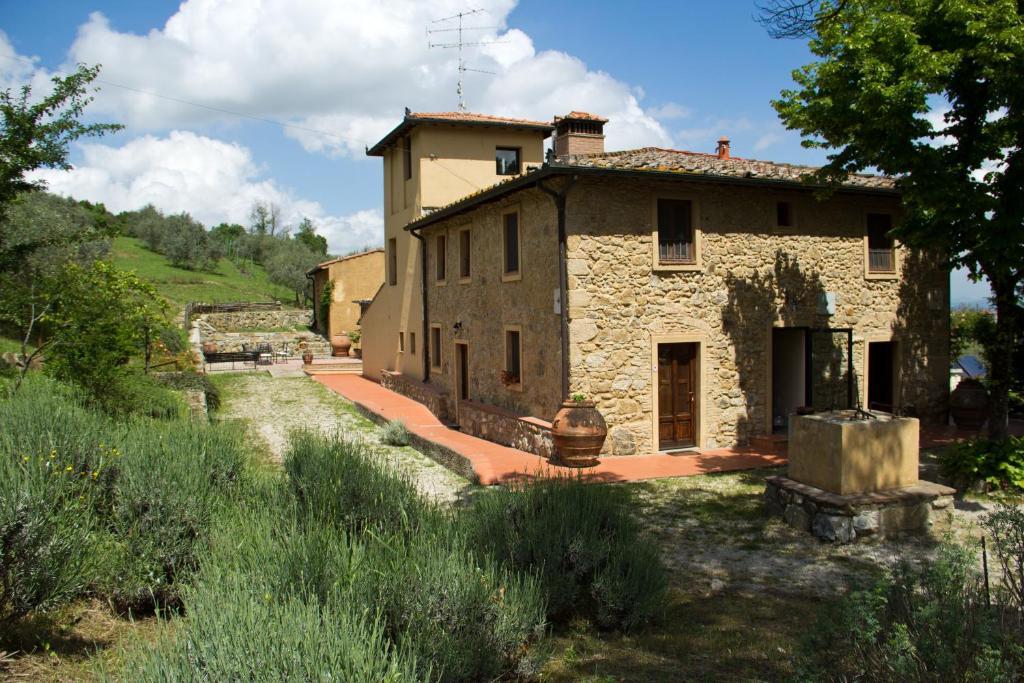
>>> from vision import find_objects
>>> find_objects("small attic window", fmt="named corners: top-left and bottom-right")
top-left (496, 147), bottom-right (520, 175)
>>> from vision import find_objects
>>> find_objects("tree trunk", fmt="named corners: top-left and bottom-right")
top-left (987, 275), bottom-right (1019, 441)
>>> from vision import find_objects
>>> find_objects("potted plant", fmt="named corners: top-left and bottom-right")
top-left (500, 369), bottom-right (518, 386)
top-left (550, 392), bottom-right (607, 468)
top-left (330, 331), bottom-right (351, 357)
top-left (348, 330), bottom-right (361, 358)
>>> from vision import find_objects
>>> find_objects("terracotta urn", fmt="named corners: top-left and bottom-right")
top-left (331, 333), bottom-right (352, 357)
top-left (950, 378), bottom-right (990, 430)
top-left (302, 349), bottom-right (314, 365)
top-left (551, 399), bottom-right (607, 468)
top-left (350, 347), bottom-right (362, 359)
top-left (202, 341), bottom-right (218, 355)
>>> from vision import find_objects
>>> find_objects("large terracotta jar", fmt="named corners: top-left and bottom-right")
top-left (950, 378), bottom-right (990, 430)
top-left (330, 333), bottom-right (351, 357)
top-left (551, 399), bottom-right (607, 468)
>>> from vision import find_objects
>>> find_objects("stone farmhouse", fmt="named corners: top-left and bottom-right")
top-left (359, 110), bottom-right (950, 457)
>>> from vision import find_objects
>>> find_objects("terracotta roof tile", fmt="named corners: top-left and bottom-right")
top-left (560, 146), bottom-right (896, 189)
top-left (556, 111), bottom-right (609, 123)
top-left (306, 248), bottom-right (384, 275)
top-left (407, 111), bottom-right (553, 128)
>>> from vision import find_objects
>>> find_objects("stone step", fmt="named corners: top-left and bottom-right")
top-left (750, 433), bottom-right (788, 454)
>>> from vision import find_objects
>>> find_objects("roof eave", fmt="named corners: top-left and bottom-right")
top-left (367, 116), bottom-right (555, 156)
top-left (403, 163), bottom-right (899, 232)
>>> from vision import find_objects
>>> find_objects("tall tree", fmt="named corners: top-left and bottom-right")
top-left (249, 200), bottom-right (283, 236)
top-left (763, 0), bottom-right (1024, 440)
top-left (0, 64), bottom-right (121, 270)
top-left (294, 217), bottom-right (328, 256)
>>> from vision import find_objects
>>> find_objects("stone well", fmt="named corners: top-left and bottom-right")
top-left (765, 410), bottom-right (955, 543)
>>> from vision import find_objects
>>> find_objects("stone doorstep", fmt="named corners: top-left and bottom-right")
top-left (765, 475), bottom-right (955, 513)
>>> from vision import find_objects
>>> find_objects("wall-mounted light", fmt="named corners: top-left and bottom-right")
top-left (453, 321), bottom-right (463, 334)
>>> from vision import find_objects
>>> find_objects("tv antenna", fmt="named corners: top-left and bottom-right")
top-left (427, 8), bottom-right (504, 111)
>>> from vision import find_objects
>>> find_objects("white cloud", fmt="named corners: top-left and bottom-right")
top-left (648, 102), bottom-right (691, 121)
top-left (30, 132), bottom-right (381, 254)
top-left (56, 0), bottom-right (672, 156)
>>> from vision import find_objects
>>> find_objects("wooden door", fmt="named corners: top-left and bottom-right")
top-left (658, 343), bottom-right (698, 449)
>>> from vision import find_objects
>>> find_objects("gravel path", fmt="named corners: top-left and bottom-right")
top-left (211, 373), bottom-right (472, 504)
top-left (635, 468), bottom-right (1006, 598)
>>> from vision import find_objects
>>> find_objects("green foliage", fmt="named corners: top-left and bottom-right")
top-left (462, 476), bottom-right (668, 631)
top-left (381, 419), bottom-right (411, 446)
top-left (319, 279), bottom-right (333, 333)
top-left (263, 236), bottom-right (321, 306)
top-left (983, 505), bottom-right (1024, 614)
top-left (154, 371), bottom-right (221, 412)
top-left (0, 377), bottom-right (250, 623)
top-left (42, 260), bottom-right (168, 407)
top-left (951, 306), bottom-right (997, 361)
top-left (772, 0), bottom-right (1024, 439)
top-left (0, 63), bottom-right (121, 233)
top-left (939, 436), bottom-right (1024, 491)
top-left (284, 430), bottom-right (437, 534)
top-left (108, 373), bottom-right (185, 420)
top-left (295, 217), bottom-right (328, 256)
top-left (111, 236), bottom-right (293, 307)
top-left (796, 542), bottom-right (1021, 681)
top-left (122, 206), bottom-right (223, 272)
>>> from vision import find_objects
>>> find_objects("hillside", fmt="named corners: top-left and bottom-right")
top-left (111, 236), bottom-right (297, 310)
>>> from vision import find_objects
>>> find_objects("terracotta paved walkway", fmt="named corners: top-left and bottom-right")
top-left (312, 374), bottom-right (787, 485)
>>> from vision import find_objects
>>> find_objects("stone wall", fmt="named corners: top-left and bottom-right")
top-left (564, 176), bottom-right (949, 454)
top-left (203, 309), bottom-right (312, 332)
top-left (423, 187), bottom-right (563, 421)
top-left (197, 312), bottom-right (329, 356)
top-left (456, 400), bottom-right (555, 459)
top-left (381, 370), bottom-right (452, 423)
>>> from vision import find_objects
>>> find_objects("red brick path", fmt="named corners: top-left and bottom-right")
top-left (312, 374), bottom-right (787, 485)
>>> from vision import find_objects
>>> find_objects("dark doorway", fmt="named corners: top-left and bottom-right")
top-left (868, 341), bottom-right (896, 413)
top-left (658, 342), bottom-right (698, 450)
top-left (771, 328), bottom-right (807, 433)
top-left (456, 343), bottom-right (469, 401)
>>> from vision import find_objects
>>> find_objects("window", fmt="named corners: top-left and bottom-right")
top-left (867, 213), bottom-right (895, 274)
top-left (430, 325), bottom-right (442, 370)
top-left (435, 234), bottom-right (446, 282)
top-left (399, 331), bottom-right (405, 352)
top-left (776, 201), bottom-right (793, 228)
top-left (657, 198), bottom-right (694, 264)
top-left (496, 147), bottom-right (520, 175)
top-left (459, 228), bottom-right (471, 281)
top-left (504, 329), bottom-right (522, 388)
top-left (402, 136), bottom-right (412, 180)
top-left (409, 332), bottom-right (416, 355)
top-left (387, 238), bottom-right (398, 285)
top-left (503, 211), bottom-right (520, 277)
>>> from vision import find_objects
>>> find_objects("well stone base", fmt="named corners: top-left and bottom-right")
top-left (764, 475), bottom-right (956, 543)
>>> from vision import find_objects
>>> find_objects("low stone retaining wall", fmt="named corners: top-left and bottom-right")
top-left (764, 475), bottom-right (955, 543)
top-left (379, 371), bottom-right (554, 458)
top-left (380, 370), bottom-right (452, 422)
top-left (457, 400), bottom-right (555, 460)
top-left (202, 309), bottom-right (312, 332)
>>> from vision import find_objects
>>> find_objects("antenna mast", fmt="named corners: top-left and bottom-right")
top-left (427, 8), bottom-right (503, 111)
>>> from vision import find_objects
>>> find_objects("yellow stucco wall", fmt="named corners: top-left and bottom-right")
top-left (360, 122), bottom-right (549, 383)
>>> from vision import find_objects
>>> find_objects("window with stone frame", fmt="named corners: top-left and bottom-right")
top-left (867, 213), bottom-right (895, 273)
top-left (503, 211), bottom-right (520, 277)
top-left (504, 328), bottom-right (522, 387)
top-left (430, 325), bottom-right (442, 370)
top-left (459, 228), bottom-right (471, 280)
top-left (435, 233), bottom-right (446, 282)
top-left (657, 198), bottom-right (694, 264)
top-left (399, 331), bottom-right (405, 352)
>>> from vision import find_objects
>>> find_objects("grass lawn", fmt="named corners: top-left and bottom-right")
top-left (111, 236), bottom-right (295, 309)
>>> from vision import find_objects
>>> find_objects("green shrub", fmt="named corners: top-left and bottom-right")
top-left (381, 419), bottom-right (412, 446)
top-left (939, 436), bottom-right (1024, 491)
top-left (363, 532), bottom-right (547, 682)
top-left (155, 371), bottom-right (221, 412)
top-left (101, 419), bottom-right (248, 612)
top-left (983, 505), bottom-right (1024, 614)
top-left (106, 372), bottom-right (185, 420)
top-left (462, 476), bottom-right (667, 631)
top-left (284, 430), bottom-right (438, 534)
top-left (115, 568), bottom-right (420, 682)
top-left (796, 543), bottom-right (1022, 681)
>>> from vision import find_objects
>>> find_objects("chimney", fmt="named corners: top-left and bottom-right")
top-left (553, 111), bottom-right (608, 157)
top-left (716, 136), bottom-right (731, 160)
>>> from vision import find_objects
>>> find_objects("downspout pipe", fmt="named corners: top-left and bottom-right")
top-left (410, 226), bottom-right (430, 381)
top-left (538, 176), bottom-right (577, 401)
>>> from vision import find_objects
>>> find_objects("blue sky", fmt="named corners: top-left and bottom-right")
top-left (1, 0), bottom-right (992, 305)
